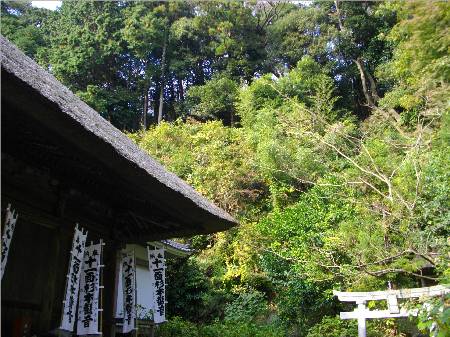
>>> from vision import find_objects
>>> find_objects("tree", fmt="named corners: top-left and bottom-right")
top-left (266, 1), bottom-right (397, 117)
top-left (122, 1), bottom-right (167, 127)
top-left (1, 1), bottom-right (50, 58)
top-left (40, 1), bottom-right (142, 130)
top-left (377, 1), bottom-right (450, 126)
top-left (186, 74), bottom-right (239, 125)
top-left (266, 3), bottom-right (335, 71)
top-left (329, 0), bottom-right (397, 112)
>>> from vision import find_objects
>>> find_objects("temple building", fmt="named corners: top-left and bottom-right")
top-left (1, 36), bottom-right (236, 337)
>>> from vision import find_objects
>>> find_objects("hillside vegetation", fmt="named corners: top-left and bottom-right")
top-left (3, 1), bottom-right (448, 336)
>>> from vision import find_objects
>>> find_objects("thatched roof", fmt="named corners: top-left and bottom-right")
top-left (1, 35), bottom-right (237, 239)
top-left (150, 240), bottom-right (193, 257)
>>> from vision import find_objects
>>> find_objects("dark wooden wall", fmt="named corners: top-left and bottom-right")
top-left (1, 152), bottom-right (124, 337)
top-left (1, 81), bottom-right (183, 336)
top-left (1, 215), bottom-right (64, 336)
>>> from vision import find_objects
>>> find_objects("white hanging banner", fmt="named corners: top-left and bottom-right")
top-left (122, 252), bottom-right (137, 333)
top-left (1, 204), bottom-right (18, 280)
top-left (77, 241), bottom-right (103, 335)
top-left (148, 247), bottom-right (166, 324)
top-left (60, 224), bottom-right (87, 332)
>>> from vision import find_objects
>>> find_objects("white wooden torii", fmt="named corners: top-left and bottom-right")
top-left (334, 285), bottom-right (449, 337)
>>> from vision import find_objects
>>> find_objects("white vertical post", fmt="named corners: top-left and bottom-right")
top-left (357, 301), bottom-right (367, 337)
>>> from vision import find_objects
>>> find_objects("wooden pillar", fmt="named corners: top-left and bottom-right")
top-left (357, 301), bottom-right (366, 337)
top-left (102, 241), bottom-right (122, 337)
top-left (42, 227), bottom-right (60, 331)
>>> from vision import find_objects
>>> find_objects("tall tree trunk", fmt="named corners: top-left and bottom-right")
top-left (354, 57), bottom-right (375, 108)
top-left (157, 34), bottom-right (168, 124)
top-left (366, 69), bottom-right (380, 103)
top-left (194, 61), bottom-right (205, 85)
top-left (334, 0), bottom-right (344, 31)
top-left (142, 87), bottom-right (148, 130)
top-left (178, 78), bottom-right (184, 100)
top-left (169, 79), bottom-right (175, 103)
top-left (335, 0), bottom-right (380, 109)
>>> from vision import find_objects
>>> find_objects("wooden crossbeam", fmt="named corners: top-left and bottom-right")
top-left (340, 308), bottom-right (418, 320)
top-left (333, 285), bottom-right (449, 302)
top-left (334, 285), bottom-right (449, 337)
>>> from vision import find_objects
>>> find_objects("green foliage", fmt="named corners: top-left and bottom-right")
top-left (156, 317), bottom-right (200, 337)
top-left (237, 58), bottom-right (355, 207)
top-left (122, 2), bottom-right (166, 61)
top-left (306, 316), bottom-right (357, 337)
top-left (186, 74), bottom-right (239, 125)
top-left (165, 258), bottom-right (210, 322)
top-left (415, 294), bottom-right (450, 337)
top-left (377, 1), bottom-right (450, 124)
top-left (41, 1), bottom-right (124, 88)
top-left (1, 1), bottom-right (50, 57)
top-left (7, 1), bottom-right (450, 336)
top-left (199, 321), bottom-right (283, 337)
top-left (131, 120), bottom-right (264, 217)
top-left (224, 288), bottom-right (268, 323)
top-left (258, 181), bottom-right (355, 279)
top-left (266, 5), bottom-right (335, 68)
top-left (156, 317), bottom-right (284, 337)
top-left (129, 4), bottom-right (448, 329)
top-left (272, 275), bottom-right (336, 332)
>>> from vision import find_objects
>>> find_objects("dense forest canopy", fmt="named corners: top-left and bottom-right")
top-left (2, 1), bottom-right (449, 336)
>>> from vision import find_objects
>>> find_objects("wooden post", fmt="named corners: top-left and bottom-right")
top-left (99, 239), bottom-right (105, 335)
top-left (102, 241), bottom-right (122, 337)
top-left (357, 301), bottom-right (366, 337)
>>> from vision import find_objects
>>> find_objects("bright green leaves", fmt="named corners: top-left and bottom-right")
top-left (132, 120), bottom-right (261, 217)
top-left (258, 180), bottom-right (356, 283)
top-left (377, 2), bottom-right (450, 125)
top-left (237, 57), bottom-right (350, 207)
top-left (186, 75), bottom-right (239, 125)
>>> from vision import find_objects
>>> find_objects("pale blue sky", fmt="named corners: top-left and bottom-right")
top-left (32, 1), bottom-right (61, 11)
top-left (31, 1), bottom-right (310, 11)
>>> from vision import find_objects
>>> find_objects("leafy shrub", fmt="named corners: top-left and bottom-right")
top-left (166, 258), bottom-right (210, 322)
top-left (224, 288), bottom-right (268, 323)
top-left (306, 316), bottom-right (357, 337)
top-left (156, 317), bottom-right (199, 337)
top-left (200, 321), bottom-right (284, 337)
top-left (156, 317), bottom-right (284, 337)
top-left (414, 294), bottom-right (450, 337)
